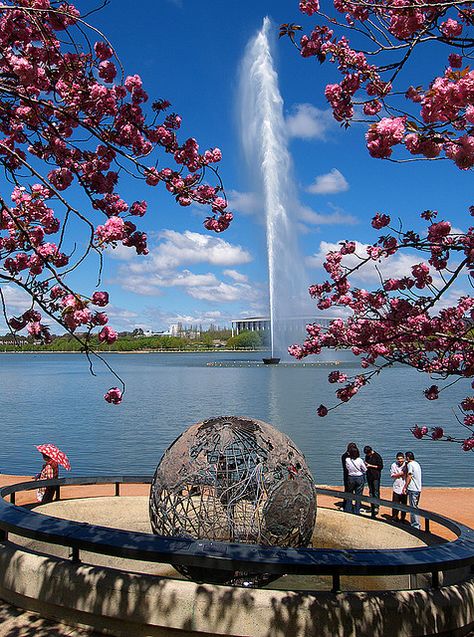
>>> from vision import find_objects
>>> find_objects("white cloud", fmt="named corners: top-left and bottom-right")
top-left (297, 204), bottom-right (357, 226)
top-left (226, 190), bottom-right (261, 216)
top-left (187, 281), bottom-right (261, 303)
top-left (286, 104), bottom-right (335, 141)
top-left (114, 269), bottom-right (264, 306)
top-left (430, 287), bottom-right (470, 312)
top-left (103, 305), bottom-right (140, 331)
top-left (0, 285), bottom-right (32, 315)
top-left (114, 270), bottom-right (223, 296)
top-left (124, 229), bottom-right (252, 276)
top-left (164, 270), bottom-right (219, 288)
top-left (106, 243), bottom-right (136, 261)
top-left (296, 222), bottom-right (313, 235)
top-left (110, 229), bottom-right (262, 304)
top-left (0, 285), bottom-right (36, 332)
top-left (224, 269), bottom-right (249, 283)
top-left (306, 240), bottom-right (437, 284)
top-left (307, 169), bottom-right (349, 195)
top-left (225, 190), bottom-right (356, 229)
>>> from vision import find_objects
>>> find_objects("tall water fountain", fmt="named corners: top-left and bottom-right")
top-left (239, 18), bottom-right (311, 360)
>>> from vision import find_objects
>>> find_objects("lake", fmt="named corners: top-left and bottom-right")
top-left (0, 352), bottom-right (472, 486)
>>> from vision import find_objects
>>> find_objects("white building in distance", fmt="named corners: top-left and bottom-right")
top-left (230, 316), bottom-right (338, 337)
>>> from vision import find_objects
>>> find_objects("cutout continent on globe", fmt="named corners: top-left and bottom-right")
top-left (149, 416), bottom-right (317, 586)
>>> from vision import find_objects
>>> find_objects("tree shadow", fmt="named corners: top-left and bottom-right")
top-left (0, 538), bottom-right (472, 637)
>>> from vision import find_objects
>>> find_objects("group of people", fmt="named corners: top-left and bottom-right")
top-left (341, 443), bottom-right (423, 530)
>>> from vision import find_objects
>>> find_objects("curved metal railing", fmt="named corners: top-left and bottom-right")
top-left (0, 476), bottom-right (473, 592)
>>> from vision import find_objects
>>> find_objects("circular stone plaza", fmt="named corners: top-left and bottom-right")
top-left (0, 474), bottom-right (473, 637)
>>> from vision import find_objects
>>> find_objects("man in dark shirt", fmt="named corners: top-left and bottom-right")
top-left (364, 445), bottom-right (383, 516)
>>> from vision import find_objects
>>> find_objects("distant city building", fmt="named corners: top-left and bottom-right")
top-left (140, 329), bottom-right (169, 338)
top-left (0, 335), bottom-right (29, 346)
top-left (168, 322), bottom-right (229, 339)
top-left (169, 323), bottom-right (201, 338)
top-left (231, 316), bottom-right (338, 337)
top-left (169, 323), bottom-right (182, 337)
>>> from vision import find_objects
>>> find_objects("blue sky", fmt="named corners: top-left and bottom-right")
top-left (4, 0), bottom-right (471, 333)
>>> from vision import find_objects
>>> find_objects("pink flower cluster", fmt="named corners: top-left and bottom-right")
top-left (366, 117), bottom-right (406, 159)
top-left (411, 425), bottom-right (445, 441)
top-left (300, 0), bottom-right (320, 16)
top-left (289, 208), bottom-right (474, 447)
top-left (423, 385), bottom-right (439, 400)
top-left (0, 2), bottom-right (234, 403)
top-left (104, 387), bottom-right (123, 405)
top-left (296, 0), bottom-right (474, 167)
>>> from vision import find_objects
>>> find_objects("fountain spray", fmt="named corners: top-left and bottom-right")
top-left (239, 18), bottom-right (310, 359)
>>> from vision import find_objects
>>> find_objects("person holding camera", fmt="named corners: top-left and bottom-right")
top-left (390, 451), bottom-right (408, 521)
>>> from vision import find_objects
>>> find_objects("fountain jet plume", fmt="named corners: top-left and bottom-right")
top-left (239, 17), bottom-right (311, 358)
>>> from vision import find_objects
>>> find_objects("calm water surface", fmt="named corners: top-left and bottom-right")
top-left (0, 352), bottom-right (472, 486)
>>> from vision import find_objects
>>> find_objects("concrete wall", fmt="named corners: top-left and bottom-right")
top-left (0, 542), bottom-right (472, 637)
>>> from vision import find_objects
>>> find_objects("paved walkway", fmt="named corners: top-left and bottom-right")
top-left (0, 475), bottom-right (472, 636)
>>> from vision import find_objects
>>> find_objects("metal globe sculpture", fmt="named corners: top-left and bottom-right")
top-left (149, 416), bottom-right (316, 586)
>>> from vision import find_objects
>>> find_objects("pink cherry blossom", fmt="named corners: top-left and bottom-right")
top-left (91, 291), bottom-right (109, 307)
top-left (328, 370), bottom-right (348, 383)
top-left (0, 2), bottom-right (233, 404)
top-left (411, 425), bottom-right (428, 439)
top-left (462, 438), bottom-right (474, 451)
top-left (98, 326), bottom-right (117, 344)
top-left (431, 427), bottom-right (444, 440)
top-left (371, 213), bottom-right (391, 229)
top-left (448, 53), bottom-right (463, 68)
top-left (317, 404), bottom-right (328, 417)
top-left (366, 117), bottom-right (406, 159)
top-left (104, 387), bottom-right (123, 405)
top-left (291, 1), bottom-right (474, 168)
top-left (290, 1), bottom-right (474, 449)
top-left (94, 41), bottom-right (113, 61)
top-left (424, 385), bottom-right (439, 400)
top-left (440, 19), bottom-right (463, 37)
top-left (300, 0), bottom-right (320, 16)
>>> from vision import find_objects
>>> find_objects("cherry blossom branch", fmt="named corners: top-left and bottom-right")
top-left (0, 1), bottom-right (233, 404)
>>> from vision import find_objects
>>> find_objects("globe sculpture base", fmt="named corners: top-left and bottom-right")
top-left (149, 416), bottom-right (316, 587)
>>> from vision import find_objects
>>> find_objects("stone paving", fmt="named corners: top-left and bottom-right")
top-left (0, 600), bottom-right (100, 636)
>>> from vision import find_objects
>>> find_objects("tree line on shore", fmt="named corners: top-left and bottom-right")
top-left (0, 329), bottom-right (266, 352)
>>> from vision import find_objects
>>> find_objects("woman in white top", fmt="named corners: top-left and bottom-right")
top-left (344, 445), bottom-right (367, 515)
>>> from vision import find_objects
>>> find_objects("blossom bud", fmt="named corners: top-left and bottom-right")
top-left (431, 427), bottom-right (444, 440)
top-left (423, 385), bottom-right (439, 400)
top-left (91, 291), bottom-right (109, 307)
top-left (104, 387), bottom-right (123, 405)
top-left (317, 404), bottom-right (328, 417)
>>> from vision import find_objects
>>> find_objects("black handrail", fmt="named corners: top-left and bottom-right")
top-left (0, 477), bottom-right (473, 591)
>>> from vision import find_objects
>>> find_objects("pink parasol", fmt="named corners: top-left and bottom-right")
top-left (36, 444), bottom-right (71, 471)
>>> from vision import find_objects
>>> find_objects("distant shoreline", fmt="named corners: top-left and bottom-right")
top-left (0, 348), bottom-right (268, 355)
